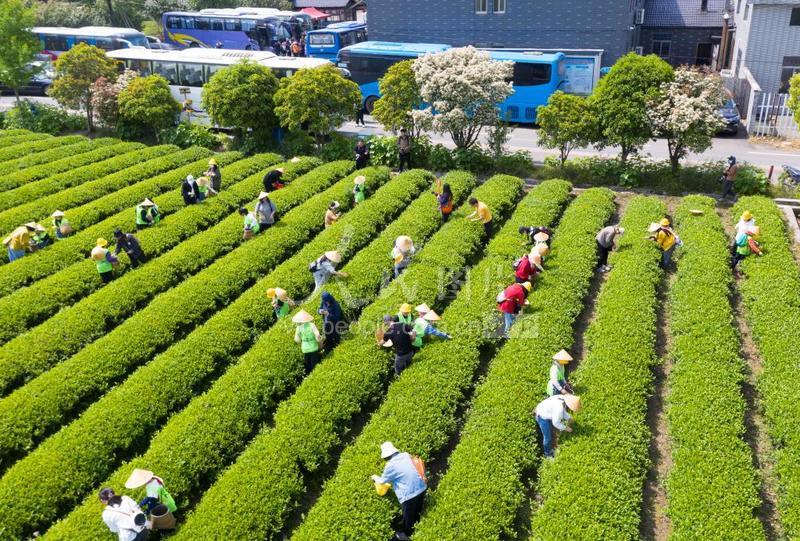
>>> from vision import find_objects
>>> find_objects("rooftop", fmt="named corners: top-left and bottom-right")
top-left (643, 0), bottom-right (732, 27)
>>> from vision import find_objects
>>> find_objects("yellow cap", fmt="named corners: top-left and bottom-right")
top-left (266, 288), bottom-right (277, 299)
top-left (521, 281), bottom-right (532, 292)
top-left (208, 158), bottom-right (217, 166)
top-left (742, 210), bottom-right (753, 221)
top-left (96, 238), bottom-right (108, 248)
top-left (660, 218), bottom-right (670, 227)
top-left (399, 303), bottom-right (412, 314)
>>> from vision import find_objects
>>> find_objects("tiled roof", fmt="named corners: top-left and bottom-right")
top-left (294, 0), bottom-right (352, 7)
top-left (643, 0), bottom-right (731, 26)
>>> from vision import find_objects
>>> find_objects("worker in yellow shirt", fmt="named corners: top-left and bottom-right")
top-left (647, 218), bottom-right (679, 269)
top-left (466, 197), bottom-right (493, 237)
top-left (3, 224), bottom-right (36, 262)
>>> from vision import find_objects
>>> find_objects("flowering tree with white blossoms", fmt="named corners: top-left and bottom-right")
top-left (647, 67), bottom-right (726, 172)
top-left (411, 46), bottom-right (513, 149)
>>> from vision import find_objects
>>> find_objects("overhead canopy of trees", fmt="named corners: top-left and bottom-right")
top-left (201, 60), bottom-right (280, 135)
top-left (49, 43), bottom-right (119, 132)
top-left (0, 0), bottom-right (42, 103)
top-left (536, 91), bottom-right (595, 167)
top-left (274, 63), bottom-right (361, 146)
top-left (589, 53), bottom-right (674, 162)
top-left (118, 74), bottom-right (180, 140)
top-left (411, 46), bottom-right (513, 149)
top-left (373, 59), bottom-right (429, 138)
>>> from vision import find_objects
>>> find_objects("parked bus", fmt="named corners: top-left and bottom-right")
top-left (305, 22), bottom-right (368, 61)
top-left (33, 27), bottom-right (150, 59)
top-left (161, 8), bottom-right (293, 50)
top-left (337, 41), bottom-right (566, 123)
top-left (107, 47), bottom-right (330, 123)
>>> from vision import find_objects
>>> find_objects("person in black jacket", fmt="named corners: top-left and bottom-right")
top-left (355, 139), bottom-right (370, 170)
top-left (182, 175), bottom-right (199, 205)
top-left (263, 168), bottom-right (285, 191)
top-left (113, 229), bottom-right (147, 268)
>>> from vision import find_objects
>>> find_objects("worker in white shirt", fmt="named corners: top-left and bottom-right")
top-left (392, 235), bottom-right (415, 278)
top-left (535, 394), bottom-right (581, 458)
top-left (99, 487), bottom-right (148, 541)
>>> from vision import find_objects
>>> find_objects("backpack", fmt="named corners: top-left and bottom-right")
top-left (496, 290), bottom-right (507, 303)
top-left (309, 257), bottom-right (321, 273)
top-left (512, 257), bottom-right (523, 270)
top-left (411, 455), bottom-right (428, 484)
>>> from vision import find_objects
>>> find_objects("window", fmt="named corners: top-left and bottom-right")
top-left (339, 52), bottom-right (401, 85)
top-left (127, 59), bottom-right (152, 76)
top-left (494, 0), bottom-right (506, 13)
top-left (195, 17), bottom-right (211, 30)
top-left (43, 34), bottom-right (69, 51)
top-left (511, 62), bottom-right (552, 86)
top-left (205, 64), bottom-right (223, 81)
top-left (183, 17), bottom-right (196, 30)
top-left (701, 0), bottom-right (708, 11)
top-left (309, 33), bottom-right (335, 46)
top-left (744, 4), bottom-right (750, 20)
top-left (179, 63), bottom-right (204, 86)
top-left (153, 61), bottom-right (179, 85)
top-left (94, 37), bottom-right (114, 51)
top-left (211, 18), bottom-right (224, 31)
top-left (166, 16), bottom-right (182, 29)
top-left (652, 32), bottom-right (672, 59)
top-left (355, 29), bottom-right (367, 42)
top-left (224, 18), bottom-right (241, 31)
top-left (475, 0), bottom-right (487, 13)
top-left (241, 19), bottom-right (256, 32)
top-left (780, 56), bottom-right (800, 92)
top-left (791, 7), bottom-right (800, 25)
top-left (696, 43), bottom-right (713, 65)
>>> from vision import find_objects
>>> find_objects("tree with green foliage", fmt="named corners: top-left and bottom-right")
top-left (274, 63), bottom-right (361, 147)
top-left (0, 0), bottom-right (42, 104)
top-left (537, 91), bottom-right (595, 168)
top-left (589, 53), bottom-right (674, 162)
top-left (118, 74), bottom-right (180, 141)
top-left (789, 73), bottom-right (800, 130)
top-left (49, 43), bottom-right (118, 132)
top-left (201, 60), bottom-right (279, 137)
top-left (373, 59), bottom-right (430, 138)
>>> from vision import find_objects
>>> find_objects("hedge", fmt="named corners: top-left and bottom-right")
top-left (0, 133), bottom-right (52, 156)
top-left (0, 138), bottom-right (119, 193)
top-left (174, 175), bottom-right (523, 540)
top-left (294, 179), bottom-right (573, 540)
top-left (0, 161), bottom-right (361, 469)
top-left (0, 142), bottom-right (158, 211)
top-left (0, 155), bottom-right (324, 387)
top-left (0, 136), bottom-right (99, 181)
top-left (0, 150), bottom-right (238, 294)
top-left (410, 188), bottom-right (615, 541)
top-left (733, 196), bottom-right (800, 537)
top-left (529, 196), bottom-right (665, 539)
top-left (0, 129), bottom-right (36, 139)
top-left (0, 165), bottom-right (412, 539)
top-left (44, 169), bottom-right (455, 540)
top-left (663, 195), bottom-right (764, 539)
top-left (0, 144), bottom-right (190, 232)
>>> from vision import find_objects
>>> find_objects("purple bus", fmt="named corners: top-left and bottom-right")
top-left (161, 8), bottom-right (294, 50)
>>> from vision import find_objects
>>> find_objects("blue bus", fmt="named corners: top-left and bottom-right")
top-left (162, 8), bottom-right (293, 50)
top-left (337, 41), bottom-right (566, 123)
top-left (33, 26), bottom-right (150, 59)
top-left (305, 22), bottom-right (368, 61)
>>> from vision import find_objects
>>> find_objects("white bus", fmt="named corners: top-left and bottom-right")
top-left (107, 47), bottom-right (331, 122)
top-left (34, 26), bottom-right (150, 59)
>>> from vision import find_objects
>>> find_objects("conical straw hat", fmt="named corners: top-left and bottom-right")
top-left (292, 309), bottom-right (314, 324)
top-left (258, 191), bottom-right (270, 200)
top-left (647, 222), bottom-right (661, 233)
top-left (324, 250), bottom-right (341, 263)
top-left (125, 468), bottom-right (154, 489)
top-left (51, 210), bottom-right (65, 218)
top-left (533, 232), bottom-right (550, 242)
top-left (415, 303), bottom-right (431, 314)
top-left (141, 198), bottom-right (155, 207)
top-left (553, 349), bottom-right (573, 363)
top-left (354, 175), bottom-right (366, 185)
top-left (395, 235), bottom-right (413, 251)
top-left (535, 244), bottom-right (550, 256)
top-left (564, 394), bottom-right (582, 412)
top-left (423, 310), bottom-right (441, 321)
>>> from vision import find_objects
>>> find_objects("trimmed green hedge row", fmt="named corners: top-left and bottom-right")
top-left (529, 196), bottom-right (665, 539)
top-left (294, 179), bottom-right (573, 540)
top-left (733, 196), bottom-right (800, 537)
top-left (0, 144), bottom-right (191, 232)
top-left (44, 169), bottom-right (453, 540)
top-left (0, 138), bottom-right (120, 193)
top-left (0, 151), bottom-right (240, 294)
top-left (664, 195), bottom-right (764, 539)
top-left (0, 165), bottom-right (409, 539)
top-left (175, 175), bottom-right (523, 540)
top-left (0, 161), bottom-right (360, 471)
top-left (0, 133), bottom-right (52, 156)
top-left (0, 155), bottom-right (319, 388)
top-left (412, 187), bottom-right (615, 541)
top-left (0, 142), bottom-right (153, 211)
top-left (0, 129), bottom-right (36, 139)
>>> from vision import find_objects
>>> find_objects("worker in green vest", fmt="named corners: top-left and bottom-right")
top-left (51, 210), bottom-right (72, 239)
top-left (397, 303), bottom-right (414, 325)
top-left (353, 175), bottom-right (367, 204)
top-left (239, 207), bottom-right (260, 239)
top-left (135, 198), bottom-right (159, 230)
top-left (267, 287), bottom-right (295, 319)
top-left (293, 309), bottom-right (323, 373)
top-left (547, 349), bottom-right (574, 396)
top-left (412, 303), bottom-right (451, 350)
top-left (90, 238), bottom-right (119, 284)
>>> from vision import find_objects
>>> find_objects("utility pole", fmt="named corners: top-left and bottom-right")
top-left (717, 12), bottom-right (731, 71)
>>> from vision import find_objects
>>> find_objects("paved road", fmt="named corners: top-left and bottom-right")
top-left (3, 95), bottom-right (798, 173)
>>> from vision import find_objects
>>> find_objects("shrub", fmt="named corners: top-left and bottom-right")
top-left (277, 129), bottom-right (315, 157)
top-left (495, 150), bottom-right (534, 177)
top-left (318, 132), bottom-right (356, 162)
top-left (158, 121), bottom-right (219, 149)
top-left (428, 143), bottom-right (454, 172)
top-left (0, 136), bottom-right (91, 178)
top-left (3, 101), bottom-right (87, 135)
top-left (0, 133), bottom-right (53, 154)
top-left (365, 135), bottom-right (398, 168)
top-left (117, 74), bottom-right (180, 140)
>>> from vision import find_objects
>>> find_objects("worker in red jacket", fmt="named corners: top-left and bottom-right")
top-left (497, 281), bottom-right (531, 337)
top-left (514, 251), bottom-right (543, 283)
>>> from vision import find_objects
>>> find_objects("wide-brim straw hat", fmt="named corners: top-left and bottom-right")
top-left (415, 303), bottom-right (431, 314)
top-left (267, 287), bottom-right (288, 302)
top-left (208, 158), bottom-right (217, 166)
top-left (535, 244), bottom-right (550, 256)
top-left (617, 227), bottom-right (625, 235)
top-left (396, 235), bottom-right (413, 251)
top-left (399, 303), bottom-right (413, 314)
top-left (90, 246), bottom-right (106, 261)
top-left (533, 232), bottom-right (550, 243)
top-left (290, 157), bottom-right (301, 163)
top-left (563, 394), bottom-right (582, 412)
top-left (647, 222), bottom-right (661, 233)
top-left (34, 224), bottom-right (46, 232)
top-left (742, 210), bottom-right (753, 221)
top-left (258, 191), bottom-right (270, 200)
top-left (292, 309), bottom-right (314, 324)
top-left (24, 222), bottom-right (38, 229)
top-left (423, 309), bottom-right (441, 321)
top-left (553, 349), bottom-right (573, 363)
top-left (96, 238), bottom-right (108, 248)
top-left (380, 441), bottom-right (400, 459)
top-left (124, 468), bottom-right (154, 489)
top-left (530, 252), bottom-right (543, 265)
top-left (325, 250), bottom-right (342, 263)
top-left (354, 175), bottom-right (366, 185)
top-left (276, 167), bottom-right (285, 173)
top-left (141, 198), bottom-right (155, 207)
top-left (51, 210), bottom-right (65, 218)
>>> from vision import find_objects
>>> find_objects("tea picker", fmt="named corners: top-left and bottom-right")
top-left (371, 441), bottom-right (428, 541)
top-left (125, 468), bottom-right (177, 531)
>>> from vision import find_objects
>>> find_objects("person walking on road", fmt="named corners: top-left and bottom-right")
top-left (497, 281), bottom-right (531, 337)
top-left (467, 197), bottom-right (493, 237)
top-left (378, 314), bottom-right (417, 375)
top-left (535, 394), bottom-right (581, 458)
top-left (319, 291), bottom-right (343, 349)
top-left (732, 226), bottom-right (763, 271)
top-left (595, 225), bottom-right (624, 272)
top-left (355, 105), bottom-right (366, 127)
top-left (99, 487), bottom-right (148, 541)
top-left (324, 201), bottom-right (341, 229)
top-left (205, 158), bottom-right (222, 192)
top-left (371, 441), bottom-right (428, 541)
top-left (647, 218), bottom-right (678, 270)
top-left (397, 128), bottom-right (412, 172)
top-left (293, 309), bottom-right (323, 373)
top-left (135, 199), bottom-right (160, 230)
top-left (310, 250), bottom-right (348, 292)
top-left (268, 287), bottom-right (295, 320)
top-left (353, 175), bottom-right (367, 204)
top-left (181, 175), bottom-right (199, 205)
top-left (721, 155), bottom-right (739, 200)
top-left (355, 139), bottom-right (370, 170)
top-left (239, 207), bottom-right (260, 239)
top-left (263, 168), bottom-right (285, 192)
top-left (255, 192), bottom-right (277, 231)
top-left (51, 210), bottom-right (72, 239)
top-left (412, 304), bottom-right (451, 350)
top-left (547, 349), bottom-right (574, 396)
top-left (113, 229), bottom-right (147, 268)
top-left (91, 238), bottom-right (119, 284)
top-left (392, 235), bottom-right (415, 278)
top-left (436, 183), bottom-right (453, 222)
top-left (3, 224), bottom-right (36, 261)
